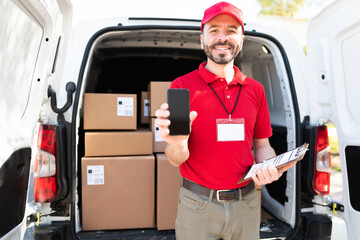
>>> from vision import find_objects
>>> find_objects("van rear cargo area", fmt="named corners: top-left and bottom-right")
top-left (76, 28), bottom-right (296, 239)
top-left (76, 211), bottom-right (291, 239)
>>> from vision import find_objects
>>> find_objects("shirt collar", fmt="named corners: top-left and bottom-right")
top-left (198, 62), bottom-right (248, 85)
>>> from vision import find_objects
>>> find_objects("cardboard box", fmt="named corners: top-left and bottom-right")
top-left (85, 130), bottom-right (152, 156)
top-left (148, 81), bottom-right (171, 117)
top-left (141, 91), bottom-right (150, 124)
top-left (156, 154), bottom-right (182, 230)
top-left (84, 93), bottom-right (137, 130)
top-left (150, 118), bottom-right (169, 153)
top-left (81, 155), bottom-right (155, 231)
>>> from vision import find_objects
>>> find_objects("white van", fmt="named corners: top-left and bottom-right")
top-left (1, 0), bottom-right (359, 239)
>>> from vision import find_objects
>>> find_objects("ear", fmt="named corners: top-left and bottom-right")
top-left (200, 34), bottom-right (204, 50)
top-left (239, 35), bottom-right (245, 51)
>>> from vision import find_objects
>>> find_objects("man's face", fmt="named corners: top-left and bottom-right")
top-left (200, 14), bottom-right (244, 65)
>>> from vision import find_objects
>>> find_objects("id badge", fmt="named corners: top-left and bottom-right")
top-left (216, 118), bottom-right (245, 141)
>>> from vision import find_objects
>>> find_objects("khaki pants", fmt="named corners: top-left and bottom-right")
top-left (175, 186), bottom-right (260, 240)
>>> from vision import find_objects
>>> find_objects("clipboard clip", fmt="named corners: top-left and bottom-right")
top-left (295, 143), bottom-right (309, 158)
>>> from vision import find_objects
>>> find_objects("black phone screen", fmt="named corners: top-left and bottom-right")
top-left (167, 88), bottom-right (190, 135)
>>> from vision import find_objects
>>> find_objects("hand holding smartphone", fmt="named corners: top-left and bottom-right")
top-left (167, 89), bottom-right (190, 135)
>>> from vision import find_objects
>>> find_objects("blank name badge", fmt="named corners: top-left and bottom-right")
top-left (216, 118), bottom-right (245, 141)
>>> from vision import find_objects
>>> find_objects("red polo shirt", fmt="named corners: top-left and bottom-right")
top-left (171, 63), bottom-right (272, 190)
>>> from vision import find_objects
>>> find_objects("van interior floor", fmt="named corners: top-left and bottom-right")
top-left (78, 207), bottom-right (290, 239)
top-left (260, 208), bottom-right (292, 239)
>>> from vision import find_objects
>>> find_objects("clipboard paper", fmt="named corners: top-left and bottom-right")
top-left (238, 143), bottom-right (309, 184)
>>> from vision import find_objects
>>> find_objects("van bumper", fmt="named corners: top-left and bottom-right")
top-left (25, 222), bottom-right (73, 240)
top-left (302, 213), bottom-right (332, 240)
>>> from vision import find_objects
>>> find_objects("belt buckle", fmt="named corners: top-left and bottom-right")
top-left (216, 189), bottom-right (231, 202)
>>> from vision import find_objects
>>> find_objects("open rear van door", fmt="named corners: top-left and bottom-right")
top-left (0, 0), bottom-right (72, 239)
top-left (307, 0), bottom-right (360, 239)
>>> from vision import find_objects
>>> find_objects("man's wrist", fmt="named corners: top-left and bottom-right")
top-left (165, 141), bottom-right (189, 167)
top-left (171, 140), bottom-right (188, 151)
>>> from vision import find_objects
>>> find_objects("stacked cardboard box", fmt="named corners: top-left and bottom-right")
top-left (141, 91), bottom-right (150, 124)
top-left (82, 156), bottom-right (155, 231)
top-left (82, 83), bottom-right (173, 231)
top-left (82, 93), bottom-right (155, 231)
top-left (156, 154), bottom-right (182, 230)
top-left (150, 118), bottom-right (169, 153)
top-left (148, 81), bottom-right (171, 117)
top-left (84, 93), bottom-right (137, 130)
top-left (147, 82), bottom-right (171, 153)
top-left (84, 130), bottom-right (152, 157)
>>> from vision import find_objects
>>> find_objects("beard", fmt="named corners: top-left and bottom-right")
top-left (204, 40), bottom-right (241, 64)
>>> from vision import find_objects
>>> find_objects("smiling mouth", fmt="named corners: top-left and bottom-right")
top-left (213, 46), bottom-right (232, 54)
top-left (212, 42), bottom-right (233, 52)
top-left (215, 46), bottom-right (231, 50)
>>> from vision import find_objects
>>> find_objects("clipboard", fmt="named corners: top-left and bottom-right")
top-left (237, 143), bottom-right (309, 184)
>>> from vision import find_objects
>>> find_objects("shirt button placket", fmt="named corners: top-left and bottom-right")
top-left (225, 85), bottom-right (231, 102)
top-left (224, 85), bottom-right (230, 102)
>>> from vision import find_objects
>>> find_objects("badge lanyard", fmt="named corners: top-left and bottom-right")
top-left (208, 83), bottom-right (242, 121)
top-left (208, 83), bottom-right (245, 141)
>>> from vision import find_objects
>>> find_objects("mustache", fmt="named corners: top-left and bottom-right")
top-left (210, 41), bottom-right (234, 49)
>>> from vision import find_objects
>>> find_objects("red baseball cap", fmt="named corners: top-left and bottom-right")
top-left (201, 1), bottom-right (244, 34)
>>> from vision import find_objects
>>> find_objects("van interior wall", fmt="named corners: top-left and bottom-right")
top-left (85, 48), bottom-right (205, 93)
top-left (237, 46), bottom-right (291, 222)
top-left (81, 41), bottom-right (290, 225)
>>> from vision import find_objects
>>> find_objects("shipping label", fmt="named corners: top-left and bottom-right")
top-left (144, 99), bottom-right (150, 117)
top-left (117, 97), bottom-right (134, 116)
top-left (87, 165), bottom-right (104, 185)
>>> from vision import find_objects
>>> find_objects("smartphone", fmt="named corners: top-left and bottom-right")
top-left (167, 88), bottom-right (190, 135)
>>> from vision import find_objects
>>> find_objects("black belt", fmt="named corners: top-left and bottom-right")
top-left (182, 178), bottom-right (255, 202)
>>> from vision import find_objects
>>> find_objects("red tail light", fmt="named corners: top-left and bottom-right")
top-left (37, 126), bottom-right (56, 154)
top-left (34, 124), bottom-right (58, 203)
top-left (312, 125), bottom-right (331, 195)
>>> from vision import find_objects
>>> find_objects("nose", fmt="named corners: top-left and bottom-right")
top-left (216, 30), bottom-right (230, 42)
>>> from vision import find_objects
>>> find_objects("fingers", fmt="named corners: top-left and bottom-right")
top-left (252, 163), bottom-right (283, 185)
top-left (155, 118), bottom-right (171, 129)
top-left (158, 127), bottom-right (170, 140)
top-left (155, 103), bottom-right (170, 119)
top-left (155, 115), bottom-right (171, 141)
top-left (160, 102), bottom-right (169, 110)
top-left (189, 111), bottom-right (197, 124)
top-left (155, 104), bottom-right (197, 141)
top-left (252, 166), bottom-right (262, 186)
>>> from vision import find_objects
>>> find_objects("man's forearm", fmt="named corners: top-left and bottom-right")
top-left (253, 144), bottom-right (276, 164)
top-left (165, 142), bottom-right (189, 167)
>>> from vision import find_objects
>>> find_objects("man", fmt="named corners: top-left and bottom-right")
top-left (155, 2), bottom-right (296, 239)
